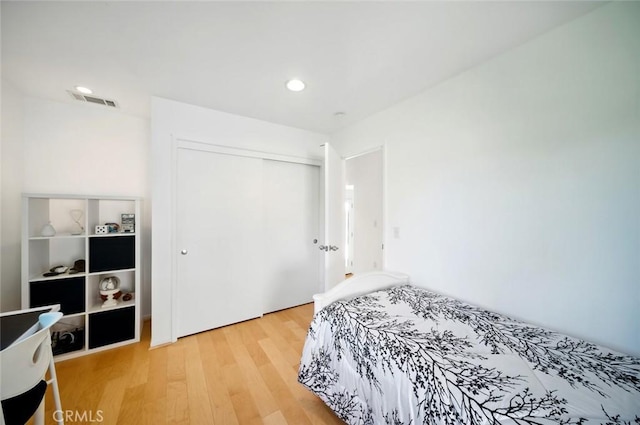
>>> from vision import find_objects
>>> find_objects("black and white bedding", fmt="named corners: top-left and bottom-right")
top-left (298, 285), bottom-right (640, 424)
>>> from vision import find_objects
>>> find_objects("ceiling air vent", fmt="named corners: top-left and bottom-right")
top-left (67, 91), bottom-right (119, 108)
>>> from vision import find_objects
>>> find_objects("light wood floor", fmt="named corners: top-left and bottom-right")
top-left (40, 303), bottom-right (343, 425)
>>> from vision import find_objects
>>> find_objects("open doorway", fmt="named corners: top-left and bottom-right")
top-left (344, 148), bottom-right (383, 275)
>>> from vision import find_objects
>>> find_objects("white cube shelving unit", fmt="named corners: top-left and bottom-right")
top-left (22, 194), bottom-right (141, 360)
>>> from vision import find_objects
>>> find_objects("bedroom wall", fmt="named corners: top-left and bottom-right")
top-left (1, 79), bottom-right (25, 312)
top-left (0, 94), bottom-right (152, 316)
top-left (151, 97), bottom-right (329, 347)
top-left (331, 2), bottom-right (640, 356)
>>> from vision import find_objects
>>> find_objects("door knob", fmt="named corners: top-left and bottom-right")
top-left (319, 245), bottom-right (339, 252)
top-left (181, 249), bottom-right (188, 255)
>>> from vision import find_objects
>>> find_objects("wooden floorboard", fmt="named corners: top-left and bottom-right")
top-left (37, 304), bottom-right (343, 425)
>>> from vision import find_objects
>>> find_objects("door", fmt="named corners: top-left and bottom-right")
top-left (323, 143), bottom-right (345, 290)
top-left (345, 149), bottom-right (384, 273)
top-left (176, 148), bottom-right (264, 338)
top-left (345, 188), bottom-right (355, 274)
top-left (263, 160), bottom-right (321, 313)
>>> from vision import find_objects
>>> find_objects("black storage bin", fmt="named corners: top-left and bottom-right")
top-left (30, 277), bottom-right (85, 314)
top-left (89, 235), bottom-right (135, 272)
top-left (88, 307), bottom-right (135, 349)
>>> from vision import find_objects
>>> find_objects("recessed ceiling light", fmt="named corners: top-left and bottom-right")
top-left (285, 79), bottom-right (305, 92)
top-left (74, 86), bottom-right (93, 94)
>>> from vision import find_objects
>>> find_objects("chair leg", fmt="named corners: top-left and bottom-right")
top-left (34, 399), bottom-right (45, 425)
top-left (48, 358), bottom-right (64, 425)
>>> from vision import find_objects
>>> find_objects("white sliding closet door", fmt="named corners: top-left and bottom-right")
top-left (263, 160), bottom-right (321, 313)
top-left (176, 148), bottom-right (263, 338)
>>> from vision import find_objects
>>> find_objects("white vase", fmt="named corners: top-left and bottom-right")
top-left (41, 221), bottom-right (56, 237)
top-left (70, 209), bottom-right (84, 235)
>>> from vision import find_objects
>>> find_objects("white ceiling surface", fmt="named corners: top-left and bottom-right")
top-left (1, 1), bottom-right (603, 134)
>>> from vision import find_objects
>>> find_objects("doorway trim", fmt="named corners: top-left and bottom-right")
top-left (176, 137), bottom-right (322, 166)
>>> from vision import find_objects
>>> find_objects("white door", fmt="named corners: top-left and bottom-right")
top-left (345, 149), bottom-right (384, 274)
top-left (176, 148), bottom-right (264, 338)
top-left (345, 188), bottom-right (355, 274)
top-left (323, 143), bottom-right (345, 290)
top-left (263, 160), bottom-right (321, 313)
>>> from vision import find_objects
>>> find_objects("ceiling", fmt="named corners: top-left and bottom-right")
top-left (1, 1), bottom-right (603, 134)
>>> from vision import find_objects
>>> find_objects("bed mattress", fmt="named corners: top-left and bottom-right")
top-left (298, 285), bottom-right (640, 424)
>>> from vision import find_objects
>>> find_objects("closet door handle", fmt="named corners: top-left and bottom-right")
top-left (181, 249), bottom-right (188, 255)
top-left (319, 245), bottom-right (339, 252)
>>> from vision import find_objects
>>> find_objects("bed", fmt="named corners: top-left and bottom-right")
top-left (298, 271), bottom-right (640, 424)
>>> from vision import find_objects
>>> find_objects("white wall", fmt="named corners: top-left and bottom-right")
top-left (332, 2), bottom-right (640, 356)
top-left (151, 97), bottom-right (328, 347)
top-left (0, 95), bottom-right (152, 316)
top-left (1, 79), bottom-right (25, 311)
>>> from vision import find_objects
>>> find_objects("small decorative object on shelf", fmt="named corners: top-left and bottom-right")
top-left (99, 276), bottom-right (122, 308)
top-left (121, 213), bottom-right (135, 233)
top-left (95, 225), bottom-right (108, 234)
top-left (106, 222), bottom-right (120, 233)
top-left (41, 221), bottom-right (56, 237)
top-left (70, 209), bottom-right (85, 235)
top-left (43, 265), bottom-right (68, 277)
top-left (51, 325), bottom-right (85, 356)
top-left (68, 259), bottom-right (85, 275)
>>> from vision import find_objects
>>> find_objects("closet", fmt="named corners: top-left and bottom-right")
top-left (174, 143), bottom-right (321, 338)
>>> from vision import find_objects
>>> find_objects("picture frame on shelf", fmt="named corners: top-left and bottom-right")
top-left (121, 213), bottom-right (135, 233)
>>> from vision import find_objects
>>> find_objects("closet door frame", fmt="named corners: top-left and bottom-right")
top-left (170, 136), bottom-right (321, 342)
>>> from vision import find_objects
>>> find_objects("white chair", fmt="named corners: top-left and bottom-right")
top-left (1, 311), bottom-right (64, 425)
